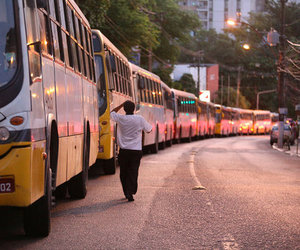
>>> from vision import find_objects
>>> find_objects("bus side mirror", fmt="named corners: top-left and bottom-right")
top-left (110, 55), bottom-right (116, 73)
top-left (28, 41), bottom-right (41, 54)
top-left (138, 78), bottom-right (145, 89)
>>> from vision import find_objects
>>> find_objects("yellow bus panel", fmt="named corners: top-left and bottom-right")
top-left (0, 142), bottom-right (45, 207)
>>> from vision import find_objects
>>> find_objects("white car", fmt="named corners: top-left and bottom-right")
top-left (270, 124), bottom-right (294, 145)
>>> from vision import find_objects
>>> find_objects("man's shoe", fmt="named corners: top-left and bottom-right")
top-left (127, 194), bottom-right (134, 202)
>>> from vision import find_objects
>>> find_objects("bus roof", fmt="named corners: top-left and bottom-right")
top-left (171, 88), bottom-right (196, 99)
top-left (92, 29), bottom-right (129, 63)
top-left (130, 63), bottom-right (161, 82)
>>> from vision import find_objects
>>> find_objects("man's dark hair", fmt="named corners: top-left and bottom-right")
top-left (124, 101), bottom-right (135, 115)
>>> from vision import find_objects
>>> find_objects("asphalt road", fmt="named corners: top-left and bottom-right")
top-left (0, 136), bottom-right (299, 249)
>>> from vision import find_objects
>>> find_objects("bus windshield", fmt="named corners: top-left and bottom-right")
top-left (0, 0), bottom-right (18, 88)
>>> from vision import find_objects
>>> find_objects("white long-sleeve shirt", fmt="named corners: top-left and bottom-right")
top-left (110, 112), bottom-right (152, 150)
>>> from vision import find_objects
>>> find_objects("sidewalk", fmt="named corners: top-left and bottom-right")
top-left (272, 138), bottom-right (300, 157)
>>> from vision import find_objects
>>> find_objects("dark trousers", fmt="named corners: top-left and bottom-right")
top-left (118, 148), bottom-right (143, 196)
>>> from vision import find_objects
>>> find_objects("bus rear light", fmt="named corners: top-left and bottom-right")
top-left (0, 127), bottom-right (10, 141)
top-left (10, 116), bottom-right (24, 126)
top-left (99, 146), bottom-right (104, 153)
top-left (101, 121), bottom-right (108, 126)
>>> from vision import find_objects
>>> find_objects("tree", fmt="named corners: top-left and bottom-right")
top-left (177, 73), bottom-right (196, 94)
top-left (214, 87), bottom-right (251, 109)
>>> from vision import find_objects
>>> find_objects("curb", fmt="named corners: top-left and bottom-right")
top-left (272, 144), bottom-right (300, 157)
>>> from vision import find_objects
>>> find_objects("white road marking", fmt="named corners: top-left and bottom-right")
top-left (189, 151), bottom-right (206, 190)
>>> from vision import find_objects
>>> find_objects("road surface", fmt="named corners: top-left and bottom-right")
top-left (0, 136), bottom-right (299, 249)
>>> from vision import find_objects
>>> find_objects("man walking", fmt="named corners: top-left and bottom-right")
top-left (111, 101), bottom-right (152, 201)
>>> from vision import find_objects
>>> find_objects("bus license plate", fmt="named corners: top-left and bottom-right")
top-left (0, 177), bottom-right (15, 193)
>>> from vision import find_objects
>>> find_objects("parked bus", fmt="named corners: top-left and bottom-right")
top-left (0, 0), bottom-right (99, 236)
top-left (196, 99), bottom-right (208, 139)
top-left (215, 105), bottom-right (231, 136)
top-left (271, 112), bottom-right (279, 127)
top-left (230, 107), bottom-right (240, 136)
top-left (171, 89), bottom-right (197, 142)
top-left (131, 63), bottom-right (165, 153)
top-left (252, 110), bottom-right (271, 134)
top-left (239, 109), bottom-right (254, 135)
top-left (207, 102), bottom-right (216, 137)
top-left (161, 81), bottom-right (175, 147)
top-left (92, 30), bottom-right (134, 174)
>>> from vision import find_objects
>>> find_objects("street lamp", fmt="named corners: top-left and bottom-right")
top-left (242, 43), bottom-right (250, 50)
top-left (226, 4), bottom-right (288, 148)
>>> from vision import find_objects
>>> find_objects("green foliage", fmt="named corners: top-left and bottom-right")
top-left (75, 0), bottom-right (109, 28)
top-left (178, 73), bottom-right (196, 94)
top-left (214, 87), bottom-right (251, 109)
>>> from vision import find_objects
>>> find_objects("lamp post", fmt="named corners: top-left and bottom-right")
top-left (277, 0), bottom-right (288, 149)
top-left (256, 89), bottom-right (276, 110)
top-left (226, 2), bottom-right (288, 148)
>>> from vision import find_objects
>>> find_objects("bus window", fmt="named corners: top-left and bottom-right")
top-left (67, 6), bottom-right (74, 38)
top-left (95, 55), bottom-right (107, 116)
top-left (38, 11), bottom-right (52, 55)
top-left (51, 23), bottom-right (60, 60)
top-left (74, 16), bottom-right (81, 44)
top-left (0, 0), bottom-right (18, 88)
top-left (48, 0), bottom-right (57, 20)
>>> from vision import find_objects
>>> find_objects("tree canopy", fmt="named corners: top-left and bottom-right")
top-left (75, 0), bottom-right (300, 116)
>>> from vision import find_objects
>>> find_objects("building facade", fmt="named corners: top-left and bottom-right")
top-left (171, 64), bottom-right (219, 101)
top-left (178, 0), bottom-right (266, 33)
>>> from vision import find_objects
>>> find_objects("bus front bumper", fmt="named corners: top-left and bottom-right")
top-left (0, 143), bottom-right (45, 207)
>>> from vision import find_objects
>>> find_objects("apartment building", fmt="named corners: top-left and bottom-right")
top-left (178, 0), bottom-right (266, 33)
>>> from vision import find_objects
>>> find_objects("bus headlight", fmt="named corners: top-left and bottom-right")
top-left (0, 127), bottom-right (10, 141)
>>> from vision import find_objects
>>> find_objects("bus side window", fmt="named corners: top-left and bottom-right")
top-left (38, 11), bottom-right (52, 55)
top-left (48, 0), bottom-right (56, 20)
top-left (144, 77), bottom-right (149, 103)
top-left (51, 22), bottom-right (60, 60)
top-left (79, 24), bottom-right (86, 76)
top-left (105, 54), bottom-right (114, 90)
top-left (25, 0), bottom-right (40, 47)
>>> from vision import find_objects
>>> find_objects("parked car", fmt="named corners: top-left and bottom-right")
top-left (270, 124), bottom-right (294, 145)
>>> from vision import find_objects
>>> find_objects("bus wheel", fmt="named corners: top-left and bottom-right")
top-left (24, 168), bottom-right (52, 237)
top-left (187, 127), bottom-right (192, 143)
top-left (150, 129), bottom-right (159, 154)
top-left (103, 141), bottom-right (117, 175)
top-left (68, 130), bottom-right (90, 199)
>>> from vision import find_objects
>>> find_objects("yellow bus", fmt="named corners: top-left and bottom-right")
top-left (92, 29), bottom-right (134, 174)
top-left (0, 0), bottom-right (99, 236)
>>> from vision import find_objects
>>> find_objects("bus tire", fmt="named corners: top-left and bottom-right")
top-left (167, 137), bottom-right (172, 147)
top-left (103, 140), bottom-right (117, 175)
top-left (68, 127), bottom-right (90, 199)
top-left (187, 127), bottom-right (192, 143)
top-left (24, 168), bottom-right (52, 237)
top-left (150, 129), bottom-right (159, 154)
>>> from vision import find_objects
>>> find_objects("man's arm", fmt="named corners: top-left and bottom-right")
top-left (111, 102), bottom-right (124, 113)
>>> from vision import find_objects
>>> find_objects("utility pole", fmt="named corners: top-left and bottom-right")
top-left (277, 0), bottom-right (288, 148)
top-left (197, 57), bottom-right (200, 98)
top-left (236, 66), bottom-right (241, 108)
top-left (220, 75), bottom-right (224, 105)
top-left (227, 75), bottom-right (230, 106)
top-left (148, 46), bottom-right (152, 72)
